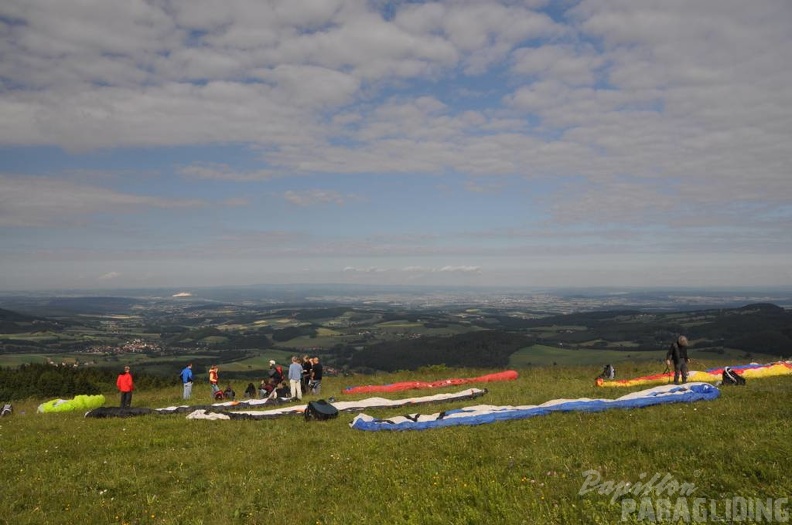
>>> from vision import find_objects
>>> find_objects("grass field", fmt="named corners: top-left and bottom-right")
top-left (1, 359), bottom-right (790, 525)
top-left (509, 345), bottom-right (782, 368)
top-left (221, 350), bottom-right (297, 373)
top-left (0, 353), bottom-right (52, 366)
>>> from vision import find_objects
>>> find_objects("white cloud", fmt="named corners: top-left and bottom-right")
top-left (283, 189), bottom-right (362, 207)
top-left (179, 163), bottom-right (277, 182)
top-left (343, 266), bottom-right (386, 273)
top-left (511, 45), bottom-right (604, 86)
top-left (341, 265), bottom-right (481, 276)
top-left (437, 265), bottom-right (480, 273)
top-left (0, 175), bottom-right (203, 227)
top-left (256, 65), bottom-right (360, 108)
top-left (1, 0), bottom-right (790, 289)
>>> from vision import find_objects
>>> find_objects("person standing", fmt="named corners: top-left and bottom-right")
top-left (310, 356), bottom-right (323, 395)
top-left (208, 365), bottom-right (220, 397)
top-left (180, 363), bottom-right (194, 400)
top-left (666, 336), bottom-right (690, 385)
top-left (288, 356), bottom-right (303, 401)
top-left (116, 365), bottom-right (134, 408)
top-left (301, 355), bottom-right (313, 394)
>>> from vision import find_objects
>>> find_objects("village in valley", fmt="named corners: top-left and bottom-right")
top-left (1, 286), bottom-right (790, 380)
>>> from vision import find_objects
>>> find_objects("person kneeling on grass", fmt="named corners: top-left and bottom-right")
top-left (276, 381), bottom-right (291, 398)
top-left (223, 384), bottom-right (235, 400)
top-left (260, 379), bottom-right (277, 399)
top-left (244, 382), bottom-right (256, 399)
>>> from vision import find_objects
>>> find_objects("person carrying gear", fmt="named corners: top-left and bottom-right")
top-left (665, 336), bottom-right (690, 384)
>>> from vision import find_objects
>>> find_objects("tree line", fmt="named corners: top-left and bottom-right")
top-left (0, 363), bottom-right (172, 401)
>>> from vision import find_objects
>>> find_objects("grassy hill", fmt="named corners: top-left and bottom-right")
top-left (2, 361), bottom-right (790, 524)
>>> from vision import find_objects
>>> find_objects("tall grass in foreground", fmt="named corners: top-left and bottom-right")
top-left (1, 361), bottom-right (790, 525)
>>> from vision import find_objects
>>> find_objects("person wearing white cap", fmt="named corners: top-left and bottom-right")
top-left (268, 359), bottom-right (283, 383)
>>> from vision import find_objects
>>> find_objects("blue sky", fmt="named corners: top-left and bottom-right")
top-left (1, 0), bottom-right (791, 291)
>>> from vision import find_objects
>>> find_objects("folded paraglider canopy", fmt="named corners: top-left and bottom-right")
top-left (37, 394), bottom-right (105, 413)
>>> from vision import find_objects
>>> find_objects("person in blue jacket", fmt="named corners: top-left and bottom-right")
top-left (180, 363), bottom-right (194, 400)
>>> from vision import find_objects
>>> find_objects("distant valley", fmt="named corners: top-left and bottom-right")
top-left (1, 286), bottom-right (790, 379)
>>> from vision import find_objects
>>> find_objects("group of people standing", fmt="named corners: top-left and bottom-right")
top-left (242, 356), bottom-right (325, 401)
top-left (117, 335), bottom-right (690, 407)
top-left (287, 355), bottom-right (323, 400)
top-left (178, 362), bottom-right (223, 400)
top-left (171, 358), bottom-right (323, 403)
top-left (115, 358), bottom-right (315, 408)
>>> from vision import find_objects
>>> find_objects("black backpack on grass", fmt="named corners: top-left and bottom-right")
top-left (304, 399), bottom-right (338, 421)
top-left (722, 367), bottom-right (746, 386)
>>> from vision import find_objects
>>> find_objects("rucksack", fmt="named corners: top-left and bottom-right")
top-left (722, 367), bottom-right (746, 386)
top-left (304, 399), bottom-right (338, 421)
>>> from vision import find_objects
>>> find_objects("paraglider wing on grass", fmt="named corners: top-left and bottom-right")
top-left (38, 395), bottom-right (105, 414)
top-left (84, 407), bottom-right (154, 418)
top-left (342, 370), bottom-right (518, 394)
top-left (596, 361), bottom-right (792, 388)
top-left (185, 388), bottom-right (488, 420)
top-left (350, 383), bottom-right (720, 431)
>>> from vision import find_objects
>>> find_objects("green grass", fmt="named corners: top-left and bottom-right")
top-left (509, 345), bottom-right (782, 368)
top-left (273, 333), bottom-right (360, 350)
top-left (0, 353), bottom-right (52, 366)
top-left (221, 350), bottom-right (296, 372)
top-left (1, 362), bottom-right (790, 524)
top-left (0, 332), bottom-right (63, 342)
top-left (510, 345), bottom-right (659, 367)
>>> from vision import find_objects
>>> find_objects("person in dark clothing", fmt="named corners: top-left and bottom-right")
top-left (268, 360), bottom-right (284, 383)
top-left (310, 356), bottom-right (323, 395)
top-left (275, 381), bottom-right (291, 398)
top-left (223, 384), bottom-right (235, 400)
top-left (666, 336), bottom-right (690, 384)
top-left (301, 355), bottom-right (313, 394)
top-left (244, 382), bottom-right (257, 399)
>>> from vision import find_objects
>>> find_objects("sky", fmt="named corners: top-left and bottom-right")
top-left (1, 0), bottom-right (791, 292)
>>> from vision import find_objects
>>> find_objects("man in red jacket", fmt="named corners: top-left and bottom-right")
top-left (116, 365), bottom-right (134, 408)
